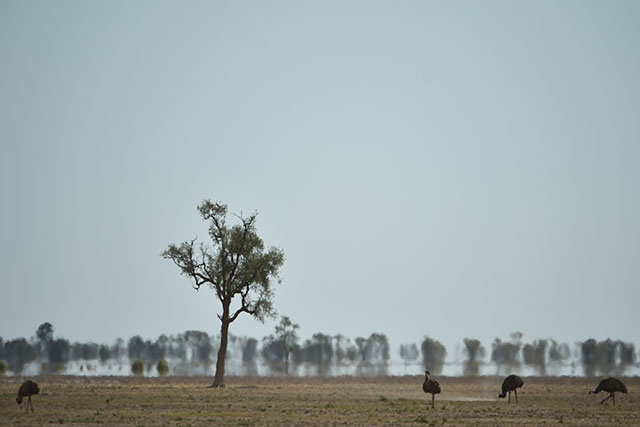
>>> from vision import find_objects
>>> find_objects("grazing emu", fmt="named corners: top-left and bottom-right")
top-left (422, 370), bottom-right (441, 409)
top-left (498, 374), bottom-right (524, 403)
top-left (16, 380), bottom-right (40, 412)
top-left (589, 377), bottom-right (628, 405)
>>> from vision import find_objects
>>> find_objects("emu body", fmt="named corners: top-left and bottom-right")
top-left (498, 375), bottom-right (524, 403)
top-left (589, 377), bottom-right (627, 405)
top-left (422, 370), bottom-right (441, 409)
top-left (16, 380), bottom-right (40, 412)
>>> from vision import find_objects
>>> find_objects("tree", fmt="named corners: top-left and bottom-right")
top-left (4, 338), bottom-right (36, 373)
top-left (399, 343), bottom-right (419, 368)
top-left (274, 316), bottom-right (299, 375)
top-left (35, 322), bottom-right (54, 369)
top-left (421, 337), bottom-right (447, 374)
top-left (491, 332), bottom-right (522, 375)
top-left (522, 339), bottom-right (548, 376)
top-left (162, 199), bottom-right (285, 387)
top-left (463, 338), bottom-right (485, 376)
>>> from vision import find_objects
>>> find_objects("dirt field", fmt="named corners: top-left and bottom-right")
top-left (1, 375), bottom-right (639, 426)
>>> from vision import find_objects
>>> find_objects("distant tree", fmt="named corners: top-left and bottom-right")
top-left (183, 331), bottom-right (213, 363)
top-left (262, 316), bottom-right (299, 375)
top-left (0, 359), bottom-right (7, 375)
top-left (162, 199), bottom-right (285, 387)
top-left (581, 338), bottom-right (597, 376)
top-left (548, 340), bottom-right (571, 365)
top-left (586, 339), bottom-right (635, 376)
top-left (355, 337), bottom-right (367, 362)
top-left (299, 333), bottom-right (333, 375)
top-left (241, 338), bottom-right (258, 375)
top-left (399, 343), bottom-right (419, 367)
top-left (157, 358), bottom-right (169, 376)
top-left (333, 335), bottom-right (357, 366)
top-left (366, 334), bottom-right (390, 364)
top-left (463, 338), bottom-right (485, 376)
top-left (73, 342), bottom-right (99, 361)
top-left (275, 316), bottom-right (299, 375)
top-left (36, 322), bottom-right (54, 361)
top-left (131, 359), bottom-right (144, 376)
top-left (421, 337), bottom-right (447, 374)
top-left (98, 345), bottom-right (111, 363)
top-left (242, 338), bottom-right (258, 364)
top-left (4, 338), bottom-right (36, 373)
top-left (49, 338), bottom-right (70, 371)
top-left (111, 338), bottom-right (126, 361)
top-left (617, 341), bottom-right (636, 372)
top-left (597, 339), bottom-right (618, 375)
top-left (128, 336), bottom-right (146, 361)
top-left (491, 333), bottom-right (522, 375)
top-left (523, 339), bottom-right (548, 376)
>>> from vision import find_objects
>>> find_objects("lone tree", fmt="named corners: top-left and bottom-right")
top-left (162, 199), bottom-right (285, 387)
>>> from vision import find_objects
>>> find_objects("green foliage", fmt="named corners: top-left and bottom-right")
top-left (131, 359), bottom-right (144, 376)
top-left (161, 199), bottom-right (285, 323)
top-left (0, 359), bottom-right (7, 375)
top-left (157, 358), bottom-right (169, 376)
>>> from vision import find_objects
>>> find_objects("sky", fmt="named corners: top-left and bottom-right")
top-left (1, 1), bottom-right (639, 356)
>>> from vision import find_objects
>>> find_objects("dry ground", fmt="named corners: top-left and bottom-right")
top-left (1, 375), bottom-right (639, 426)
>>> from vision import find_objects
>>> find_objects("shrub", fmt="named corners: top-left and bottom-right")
top-left (157, 358), bottom-right (169, 376)
top-left (0, 360), bottom-right (7, 375)
top-left (131, 359), bottom-right (144, 376)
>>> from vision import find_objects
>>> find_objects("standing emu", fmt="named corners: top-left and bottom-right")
top-left (589, 377), bottom-right (628, 405)
top-left (422, 370), bottom-right (441, 409)
top-left (16, 380), bottom-right (40, 412)
top-left (498, 374), bottom-right (524, 403)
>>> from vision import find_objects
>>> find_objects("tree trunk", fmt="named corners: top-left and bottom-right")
top-left (211, 315), bottom-right (229, 388)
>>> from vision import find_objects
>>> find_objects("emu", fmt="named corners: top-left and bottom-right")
top-left (498, 374), bottom-right (524, 403)
top-left (589, 377), bottom-right (628, 405)
top-left (422, 370), bottom-right (441, 409)
top-left (16, 380), bottom-right (40, 412)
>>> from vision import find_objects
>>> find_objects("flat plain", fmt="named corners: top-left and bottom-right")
top-left (1, 375), bottom-right (639, 426)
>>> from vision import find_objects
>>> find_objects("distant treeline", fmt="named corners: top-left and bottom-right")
top-left (0, 324), bottom-right (636, 377)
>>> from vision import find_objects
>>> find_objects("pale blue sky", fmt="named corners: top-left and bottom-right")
top-left (1, 1), bottom-right (639, 353)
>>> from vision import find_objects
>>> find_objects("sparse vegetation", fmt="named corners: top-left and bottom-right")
top-left (1, 375), bottom-right (637, 426)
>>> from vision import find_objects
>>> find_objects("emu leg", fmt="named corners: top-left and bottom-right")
top-left (431, 394), bottom-right (435, 409)
top-left (515, 389), bottom-right (518, 403)
top-left (600, 393), bottom-right (613, 404)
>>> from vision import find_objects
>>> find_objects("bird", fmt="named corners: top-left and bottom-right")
top-left (589, 377), bottom-right (628, 405)
top-left (422, 370), bottom-right (441, 409)
top-left (498, 374), bottom-right (524, 403)
top-left (16, 380), bottom-right (40, 412)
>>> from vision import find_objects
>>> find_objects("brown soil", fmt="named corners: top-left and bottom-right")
top-left (1, 375), bottom-right (639, 426)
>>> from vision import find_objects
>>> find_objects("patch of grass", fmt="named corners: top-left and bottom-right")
top-left (413, 414), bottom-right (429, 423)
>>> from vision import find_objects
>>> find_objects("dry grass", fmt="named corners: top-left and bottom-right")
top-left (1, 375), bottom-right (639, 426)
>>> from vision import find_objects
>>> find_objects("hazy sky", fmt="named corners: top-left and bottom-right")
top-left (1, 1), bottom-right (639, 354)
